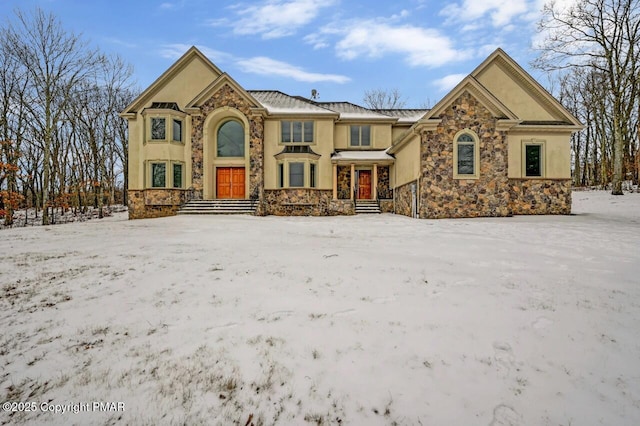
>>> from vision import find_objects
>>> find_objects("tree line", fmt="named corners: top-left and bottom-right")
top-left (535, 0), bottom-right (639, 193)
top-left (0, 8), bottom-right (137, 226)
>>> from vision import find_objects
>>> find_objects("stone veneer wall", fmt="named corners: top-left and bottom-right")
top-left (191, 83), bottom-right (264, 202)
top-left (379, 200), bottom-right (394, 213)
top-left (509, 179), bottom-right (572, 215)
top-left (263, 189), bottom-right (354, 216)
top-left (377, 166), bottom-right (393, 200)
top-left (420, 90), bottom-right (510, 219)
top-left (128, 189), bottom-right (186, 219)
top-left (337, 166), bottom-right (351, 199)
top-left (394, 180), bottom-right (416, 217)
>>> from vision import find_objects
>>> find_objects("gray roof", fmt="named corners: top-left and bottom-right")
top-left (249, 91), bottom-right (336, 115)
top-left (249, 91), bottom-right (428, 123)
top-left (376, 109), bottom-right (429, 124)
top-left (316, 102), bottom-right (393, 121)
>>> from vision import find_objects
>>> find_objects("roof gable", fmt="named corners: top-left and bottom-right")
top-left (420, 75), bottom-right (519, 122)
top-left (186, 73), bottom-right (262, 111)
top-left (121, 46), bottom-right (223, 115)
top-left (471, 48), bottom-right (582, 126)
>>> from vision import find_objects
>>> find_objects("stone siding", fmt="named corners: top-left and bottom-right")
top-left (379, 199), bottom-right (394, 213)
top-left (377, 166), bottom-right (392, 200)
top-left (394, 180), bottom-right (416, 218)
top-left (420, 90), bottom-right (510, 219)
top-left (264, 189), bottom-right (354, 216)
top-left (191, 83), bottom-right (264, 201)
top-left (337, 166), bottom-right (351, 199)
top-left (509, 179), bottom-right (572, 215)
top-left (128, 189), bottom-right (185, 219)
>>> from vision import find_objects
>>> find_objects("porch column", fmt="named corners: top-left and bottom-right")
top-left (350, 163), bottom-right (355, 200)
top-left (373, 163), bottom-right (378, 200)
top-left (332, 163), bottom-right (337, 200)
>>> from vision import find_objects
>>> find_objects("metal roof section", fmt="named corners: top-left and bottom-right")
top-left (376, 109), bottom-right (429, 124)
top-left (248, 91), bottom-right (337, 116)
top-left (149, 102), bottom-right (181, 111)
top-left (316, 102), bottom-right (395, 121)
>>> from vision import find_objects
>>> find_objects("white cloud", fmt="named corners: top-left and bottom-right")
top-left (326, 20), bottom-right (470, 67)
top-left (224, 0), bottom-right (336, 39)
top-left (236, 56), bottom-right (350, 83)
top-left (440, 0), bottom-right (530, 28)
top-left (432, 73), bottom-right (467, 92)
top-left (159, 1), bottom-right (185, 10)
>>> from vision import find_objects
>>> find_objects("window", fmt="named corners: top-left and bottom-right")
top-left (276, 161), bottom-right (318, 188)
top-left (144, 103), bottom-right (186, 143)
top-left (173, 163), bottom-right (183, 188)
top-left (350, 125), bottom-right (371, 147)
top-left (151, 118), bottom-right (166, 140)
top-left (151, 163), bottom-right (166, 187)
top-left (523, 142), bottom-right (544, 177)
top-left (217, 120), bottom-right (244, 157)
top-left (453, 131), bottom-right (479, 179)
top-left (310, 163), bottom-right (316, 188)
top-left (289, 162), bottom-right (304, 187)
top-left (172, 119), bottom-right (182, 142)
top-left (281, 121), bottom-right (314, 143)
top-left (278, 163), bottom-right (285, 188)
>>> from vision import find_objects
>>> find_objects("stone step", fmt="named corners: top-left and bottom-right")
top-left (355, 201), bottom-right (381, 214)
top-left (178, 199), bottom-right (257, 215)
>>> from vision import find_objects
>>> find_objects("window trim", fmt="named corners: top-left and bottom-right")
top-left (522, 139), bottom-right (545, 178)
top-left (280, 120), bottom-right (315, 145)
top-left (349, 125), bottom-right (371, 148)
top-left (149, 161), bottom-right (167, 188)
top-left (172, 161), bottom-right (184, 189)
top-left (289, 162), bottom-right (305, 188)
top-left (453, 129), bottom-right (480, 180)
top-left (276, 159), bottom-right (319, 188)
top-left (172, 118), bottom-right (183, 143)
top-left (143, 107), bottom-right (187, 145)
top-left (146, 160), bottom-right (186, 189)
top-left (216, 119), bottom-right (246, 158)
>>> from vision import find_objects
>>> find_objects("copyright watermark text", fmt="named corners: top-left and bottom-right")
top-left (2, 401), bottom-right (125, 414)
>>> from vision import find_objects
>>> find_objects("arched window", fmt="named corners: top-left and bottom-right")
top-left (453, 131), bottom-right (479, 178)
top-left (217, 120), bottom-right (244, 157)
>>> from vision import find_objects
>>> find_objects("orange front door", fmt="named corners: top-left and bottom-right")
top-left (216, 167), bottom-right (245, 199)
top-left (358, 170), bottom-right (371, 199)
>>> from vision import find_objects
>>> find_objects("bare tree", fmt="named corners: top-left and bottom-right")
top-left (534, 0), bottom-right (640, 195)
top-left (363, 88), bottom-right (407, 109)
top-left (1, 8), bottom-right (102, 224)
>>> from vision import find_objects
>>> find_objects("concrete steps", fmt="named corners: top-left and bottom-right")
top-left (177, 199), bottom-right (257, 215)
top-left (355, 200), bottom-right (381, 214)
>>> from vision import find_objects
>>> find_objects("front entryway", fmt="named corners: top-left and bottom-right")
top-left (357, 170), bottom-right (371, 199)
top-left (216, 167), bottom-right (245, 199)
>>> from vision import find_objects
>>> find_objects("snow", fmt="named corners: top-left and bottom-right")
top-left (331, 150), bottom-right (394, 161)
top-left (1, 190), bottom-right (639, 425)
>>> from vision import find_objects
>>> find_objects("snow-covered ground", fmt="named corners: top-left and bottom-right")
top-left (1, 190), bottom-right (639, 425)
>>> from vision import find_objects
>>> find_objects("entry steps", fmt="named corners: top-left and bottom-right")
top-left (177, 199), bottom-right (257, 215)
top-left (355, 200), bottom-right (381, 214)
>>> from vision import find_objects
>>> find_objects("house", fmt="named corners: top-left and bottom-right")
top-left (120, 47), bottom-right (582, 219)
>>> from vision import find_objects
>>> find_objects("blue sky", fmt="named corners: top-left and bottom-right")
top-left (0, 0), bottom-right (564, 108)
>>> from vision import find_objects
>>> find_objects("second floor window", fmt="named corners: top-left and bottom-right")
top-left (151, 118), bottom-right (166, 140)
top-left (281, 121), bottom-right (314, 143)
top-left (350, 125), bottom-right (371, 147)
top-left (217, 120), bottom-right (245, 157)
top-left (172, 119), bottom-right (182, 142)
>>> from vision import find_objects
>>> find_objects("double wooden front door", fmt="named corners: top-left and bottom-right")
top-left (216, 167), bottom-right (245, 199)
top-left (357, 170), bottom-right (371, 200)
